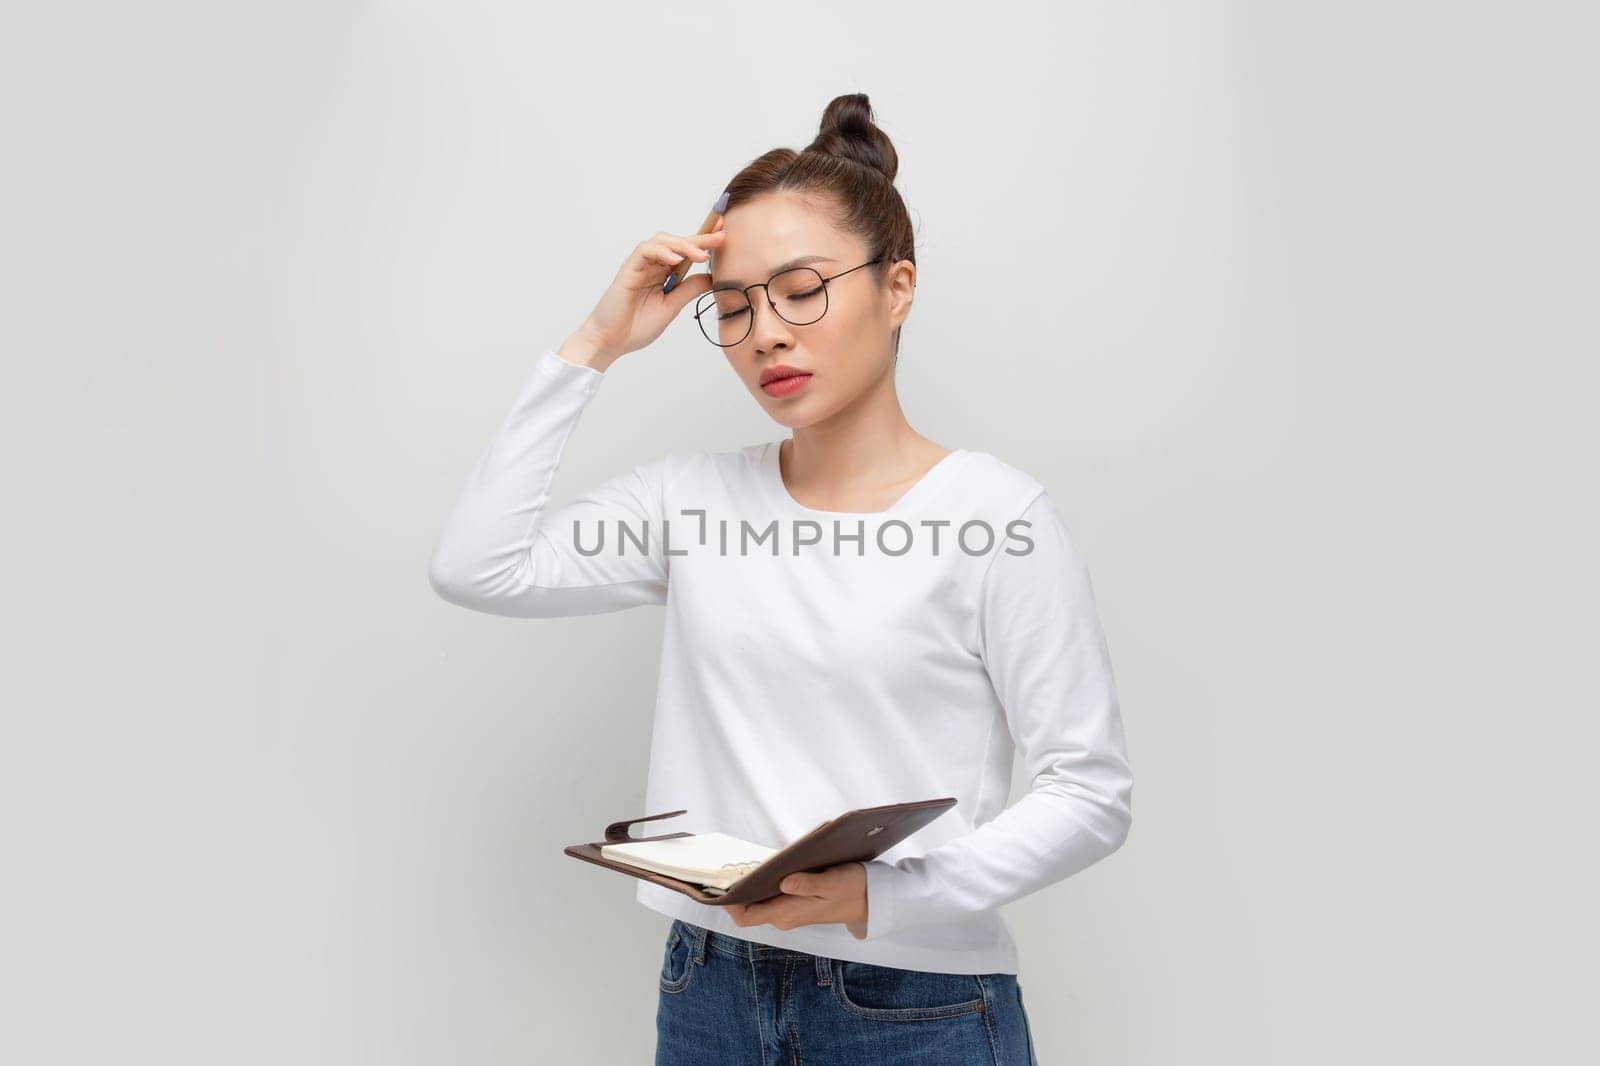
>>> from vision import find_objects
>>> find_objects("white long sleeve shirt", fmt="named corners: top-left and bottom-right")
top-left (428, 346), bottom-right (1134, 975)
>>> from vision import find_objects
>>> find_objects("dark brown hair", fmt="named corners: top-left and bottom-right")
top-left (722, 93), bottom-right (916, 361)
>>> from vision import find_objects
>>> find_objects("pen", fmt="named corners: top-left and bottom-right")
top-left (662, 188), bottom-right (731, 295)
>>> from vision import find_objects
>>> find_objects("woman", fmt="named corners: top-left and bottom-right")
top-left (428, 93), bottom-right (1133, 1066)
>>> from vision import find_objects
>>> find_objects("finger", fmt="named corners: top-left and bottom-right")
top-left (730, 898), bottom-right (771, 926)
top-left (656, 230), bottom-right (723, 251)
top-left (662, 270), bottom-right (713, 312)
top-left (741, 899), bottom-right (790, 925)
top-left (763, 896), bottom-right (833, 931)
top-left (639, 242), bottom-right (688, 268)
top-left (742, 892), bottom-right (803, 924)
top-left (655, 235), bottom-right (714, 263)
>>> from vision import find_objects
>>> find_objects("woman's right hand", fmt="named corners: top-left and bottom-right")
top-left (564, 223), bottom-right (727, 370)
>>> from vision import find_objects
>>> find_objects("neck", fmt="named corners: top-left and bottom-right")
top-left (779, 367), bottom-right (946, 498)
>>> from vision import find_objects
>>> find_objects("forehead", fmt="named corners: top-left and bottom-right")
top-left (710, 194), bottom-right (859, 287)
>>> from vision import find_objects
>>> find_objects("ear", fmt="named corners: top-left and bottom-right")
top-left (885, 259), bottom-right (916, 330)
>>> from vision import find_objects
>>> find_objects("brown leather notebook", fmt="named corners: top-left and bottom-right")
top-left (563, 797), bottom-right (958, 907)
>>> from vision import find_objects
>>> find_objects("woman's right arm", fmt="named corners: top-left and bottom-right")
top-left (427, 334), bottom-right (668, 617)
top-left (428, 226), bottom-right (725, 618)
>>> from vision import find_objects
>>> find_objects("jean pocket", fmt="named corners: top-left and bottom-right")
top-left (829, 959), bottom-right (986, 1022)
top-left (658, 921), bottom-right (695, 995)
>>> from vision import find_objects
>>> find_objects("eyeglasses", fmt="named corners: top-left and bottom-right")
top-left (693, 257), bottom-right (886, 347)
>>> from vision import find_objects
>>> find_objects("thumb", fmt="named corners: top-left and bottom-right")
top-left (780, 872), bottom-right (814, 895)
top-left (665, 270), bottom-right (713, 315)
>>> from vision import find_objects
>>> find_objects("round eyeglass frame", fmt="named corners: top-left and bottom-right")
top-left (693, 257), bottom-right (887, 347)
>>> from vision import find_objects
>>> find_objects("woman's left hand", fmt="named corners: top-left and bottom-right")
top-left (726, 861), bottom-right (870, 940)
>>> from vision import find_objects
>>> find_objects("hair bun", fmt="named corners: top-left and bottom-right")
top-left (806, 93), bottom-right (898, 183)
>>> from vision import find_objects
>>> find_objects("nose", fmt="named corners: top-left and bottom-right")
top-left (746, 291), bottom-right (794, 352)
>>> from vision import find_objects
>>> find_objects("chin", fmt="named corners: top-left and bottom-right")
top-left (758, 399), bottom-right (804, 427)
top-left (765, 408), bottom-right (808, 430)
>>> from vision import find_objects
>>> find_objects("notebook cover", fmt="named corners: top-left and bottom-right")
top-left (562, 797), bottom-right (959, 906)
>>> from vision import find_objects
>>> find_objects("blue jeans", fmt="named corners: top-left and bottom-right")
top-left (655, 918), bottom-right (1039, 1065)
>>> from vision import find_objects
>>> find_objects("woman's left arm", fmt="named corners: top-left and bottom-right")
top-left (855, 488), bottom-right (1135, 940)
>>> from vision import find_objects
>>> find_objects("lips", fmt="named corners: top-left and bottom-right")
top-left (760, 369), bottom-right (813, 397)
top-left (759, 364), bottom-right (810, 386)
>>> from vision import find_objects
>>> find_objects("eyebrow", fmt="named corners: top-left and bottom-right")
top-left (711, 255), bottom-right (838, 291)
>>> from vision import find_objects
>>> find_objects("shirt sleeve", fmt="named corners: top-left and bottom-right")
top-left (427, 346), bottom-right (671, 617)
top-left (856, 489), bottom-right (1134, 940)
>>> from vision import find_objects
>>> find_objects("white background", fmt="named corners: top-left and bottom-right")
top-left (3, 2), bottom-right (1594, 1062)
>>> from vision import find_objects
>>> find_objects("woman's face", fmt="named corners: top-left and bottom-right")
top-left (707, 192), bottom-right (913, 428)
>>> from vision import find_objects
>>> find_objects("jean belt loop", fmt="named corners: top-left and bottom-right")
top-left (692, 922), bottom-right (708, 965)
top-left (814, 952), bottom-right (832, 986)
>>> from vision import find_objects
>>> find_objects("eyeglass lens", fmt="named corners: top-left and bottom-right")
top-left (695, 267), bottom-right (829, 347)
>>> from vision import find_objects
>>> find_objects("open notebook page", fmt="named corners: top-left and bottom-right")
top-left (599, 831), bottom-right (779, 890)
